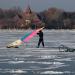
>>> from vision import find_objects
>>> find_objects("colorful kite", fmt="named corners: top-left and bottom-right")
top-left (6, 27), bottom-right (44, 48)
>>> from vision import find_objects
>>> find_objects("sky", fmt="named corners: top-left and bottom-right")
top-left (0, 0), bottom-right (75, 12)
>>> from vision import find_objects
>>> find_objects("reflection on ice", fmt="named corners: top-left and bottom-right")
top-left (23, 61), bottom-right (52, 64)
top-left (8, 61), bottom-right (24, 64)
top-left (40, 71), bottom-right (74, 75)
top-left (40, 71), bottom-right (63, 74)
top-left (55, 58), bottom-right (72, 61)
top-left (37, 55), bottom-right (57, 59)
top-left (9, 69), bottom-right (27, 73)
top-left (53, 62), bottom-right (64, 65)
top-left (0, 69), bottom-right (27, 73)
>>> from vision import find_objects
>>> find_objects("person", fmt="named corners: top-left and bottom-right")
top-left (37, 30), bottom-right (44, 48)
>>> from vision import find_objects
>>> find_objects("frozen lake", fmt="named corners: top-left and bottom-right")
top-left (0, 30), bottom-right (75, 75)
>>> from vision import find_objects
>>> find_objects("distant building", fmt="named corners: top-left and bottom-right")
top-left (0, 5), bottom-right (44, 29)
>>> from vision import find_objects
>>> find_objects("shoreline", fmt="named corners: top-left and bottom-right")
top-left (0, 29), bottom-right (75, 31)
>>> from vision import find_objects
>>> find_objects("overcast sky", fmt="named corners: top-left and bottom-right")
top-left (0, 0), bottom-right (75, 12)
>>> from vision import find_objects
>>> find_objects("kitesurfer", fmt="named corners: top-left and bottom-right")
top-left (37, 30), bottom-right (44, 48)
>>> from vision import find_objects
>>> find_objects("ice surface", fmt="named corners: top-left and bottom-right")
top-left (0, 30), bottom-right (75, 75)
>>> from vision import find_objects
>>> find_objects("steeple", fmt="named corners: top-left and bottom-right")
top-left (25, 5), bottom-right (32, 15)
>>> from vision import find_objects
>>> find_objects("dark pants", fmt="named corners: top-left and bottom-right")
top-left (38, 39), bottom-right (44, 47)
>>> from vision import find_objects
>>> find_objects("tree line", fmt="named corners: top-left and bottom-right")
top-left (0, 7), bottom-right (75, 29)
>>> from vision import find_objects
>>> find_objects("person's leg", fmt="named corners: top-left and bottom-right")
top-left (42, 39), bottom-right (44, 47)
top-left (38, 39), bottom-right (41, 48)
